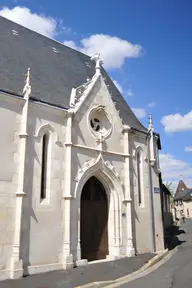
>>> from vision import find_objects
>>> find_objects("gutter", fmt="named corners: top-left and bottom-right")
top-left (0, 89), bottom-right (69, 110)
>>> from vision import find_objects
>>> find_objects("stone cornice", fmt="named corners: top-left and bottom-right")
top-left (69, 142), bottom-right (129, 157)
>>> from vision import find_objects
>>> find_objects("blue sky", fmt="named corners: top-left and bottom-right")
top-left (1, 0), bottom-right (192, 190)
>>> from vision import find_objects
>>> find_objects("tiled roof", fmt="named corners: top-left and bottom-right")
top-left (0, 16), bottom-right (147, 133)
top-left (175, 180), bottom-right (188, 195)
top-left (174, 189), bottom-right (192, 201)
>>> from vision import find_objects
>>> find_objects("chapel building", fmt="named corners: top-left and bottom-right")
top-left (0, 16), bottom-right (164, 279)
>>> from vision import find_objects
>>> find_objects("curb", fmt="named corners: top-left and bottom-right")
top-left (141, 248), bottom-right (169, 270)
top-left (76, 249), bottom-right (170, 288)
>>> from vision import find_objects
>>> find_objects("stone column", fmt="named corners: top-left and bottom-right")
top-left (62, 112), bottom-right (73, 269)
top-left (77, 206), bottom-right (81, 261)
top-left (10, 98), bottom-right (29, 278)
top-left (123, 126), bottom-right (135, 257)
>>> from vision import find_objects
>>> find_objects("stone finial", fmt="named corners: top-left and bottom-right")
top-left (91, 53), bottom-right (103, 75)
top-left (148, 113), bottom-right (153, 132)
top-left (22, 67), bottom-right (31, 99)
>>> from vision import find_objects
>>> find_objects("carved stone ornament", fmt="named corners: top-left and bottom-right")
top-left (74, 154), bottom-right (122, 186)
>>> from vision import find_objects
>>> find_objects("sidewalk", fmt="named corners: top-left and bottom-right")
top-left (0, 254), bottom-right (154, 288)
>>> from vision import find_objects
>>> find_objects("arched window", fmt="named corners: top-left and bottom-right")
top-left (136, 151), bottom-right (143, 206)
top-left (41, 133), bottom-right (49, 200)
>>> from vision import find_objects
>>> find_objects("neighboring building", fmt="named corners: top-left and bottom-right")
top-left (0, 16), bottom-right (164, 280)
top-left (175, 180), bottom-right (188, 196)
top-left (174, 180), bottom-right (192, 220)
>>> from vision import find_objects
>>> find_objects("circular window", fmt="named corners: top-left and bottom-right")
top-left (90, 118), bottom-right (101, 132)
top-left (89, 106), bottom-right (112, 138)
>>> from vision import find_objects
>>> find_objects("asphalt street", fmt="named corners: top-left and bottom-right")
top-left (119, 219), bottom-right (192, 288)
top-left (0, 252), bottom-right (153, 288)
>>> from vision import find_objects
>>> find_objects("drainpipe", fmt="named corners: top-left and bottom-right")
top-left (147, 133), bottom-right (156, 253)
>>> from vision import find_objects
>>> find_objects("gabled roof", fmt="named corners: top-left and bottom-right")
top-left (175, 180), bottom-right (188, 195)
top-left (0, 16), bottom-right (147, 133)
top-left (174, 189), bottom-right (192, 201)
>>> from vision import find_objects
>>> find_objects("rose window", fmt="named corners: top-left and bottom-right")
top-left (89, 106), bottom-right (112, 138)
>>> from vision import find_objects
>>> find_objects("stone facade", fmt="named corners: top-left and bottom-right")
top-left (175, 199), bottom-right (192, 220)
top-left (0, 61), bottom-right (164, 280)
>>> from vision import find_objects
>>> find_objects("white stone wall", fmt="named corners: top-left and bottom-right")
top-left (130, 133), bottom-right (152, 253)
top-left (151, 166), bottom-right (164, 251)
top-left (20, 102), bottom-right (66, 270)
top-left (0, 94), bottom-right (22, 270)
top-left (130, 133), bottom-right (164, 253)
top-left (0, 73), bottom-right (165, 278)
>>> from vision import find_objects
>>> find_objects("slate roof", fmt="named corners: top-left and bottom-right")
top-left (174, 189), bottom-right (192, 201)
top-left (175, 180), bottom-right (188, 195)
top-left (0, 16), bottom-right (147, 133)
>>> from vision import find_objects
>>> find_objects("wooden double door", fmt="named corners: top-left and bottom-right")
top-left (80, 176), bottom-right (109, 261)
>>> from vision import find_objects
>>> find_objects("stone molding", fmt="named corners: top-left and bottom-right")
top-left (74, 154), bottom-right (124, 194)
top-left (35, 123), bottom-right (60, 145)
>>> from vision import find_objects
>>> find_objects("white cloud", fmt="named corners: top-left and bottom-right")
top-left (111, 83), bottom-right (134, 97)
top-left (127, 88), bottom-right (134, 97)
top-left (63, 40), bottom-right (78, 50)
top-left (185, 146), bottom-right (192, 152)
top-left (2, 7), bottom-right (142, 70)
top-left (0, 6), bottom-right (58, 38)
top-left (147, 101), bottom-right (156, 108)
top-left (64, 34), bottom-right (142, 70)
top-left (131, 108), bottom-right (147, 119)
top-left (161, 111), bottom-right (192, 132)
top-left (112, 79), bottom-right (123, 94)
top-left (159, 153), bottom-right (192, 191)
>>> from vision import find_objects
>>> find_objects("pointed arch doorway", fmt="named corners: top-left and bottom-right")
top-left (80, 176), bottom-right (109, 261)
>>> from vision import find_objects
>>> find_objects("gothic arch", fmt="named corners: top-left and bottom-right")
top-left (132, 145), bottom-right (143, 157)
top-left (74, 154), bottom-right (125, 204)
top-left (74, 155), bottom-right (124, 261)
top-left (35, 123), bottom-right (59, 144)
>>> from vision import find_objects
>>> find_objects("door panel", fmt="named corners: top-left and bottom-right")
top-left (80, 177), bottom-right (108, 261)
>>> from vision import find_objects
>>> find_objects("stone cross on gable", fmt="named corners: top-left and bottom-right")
top-left (91, 53), bottom-right (104, 75)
